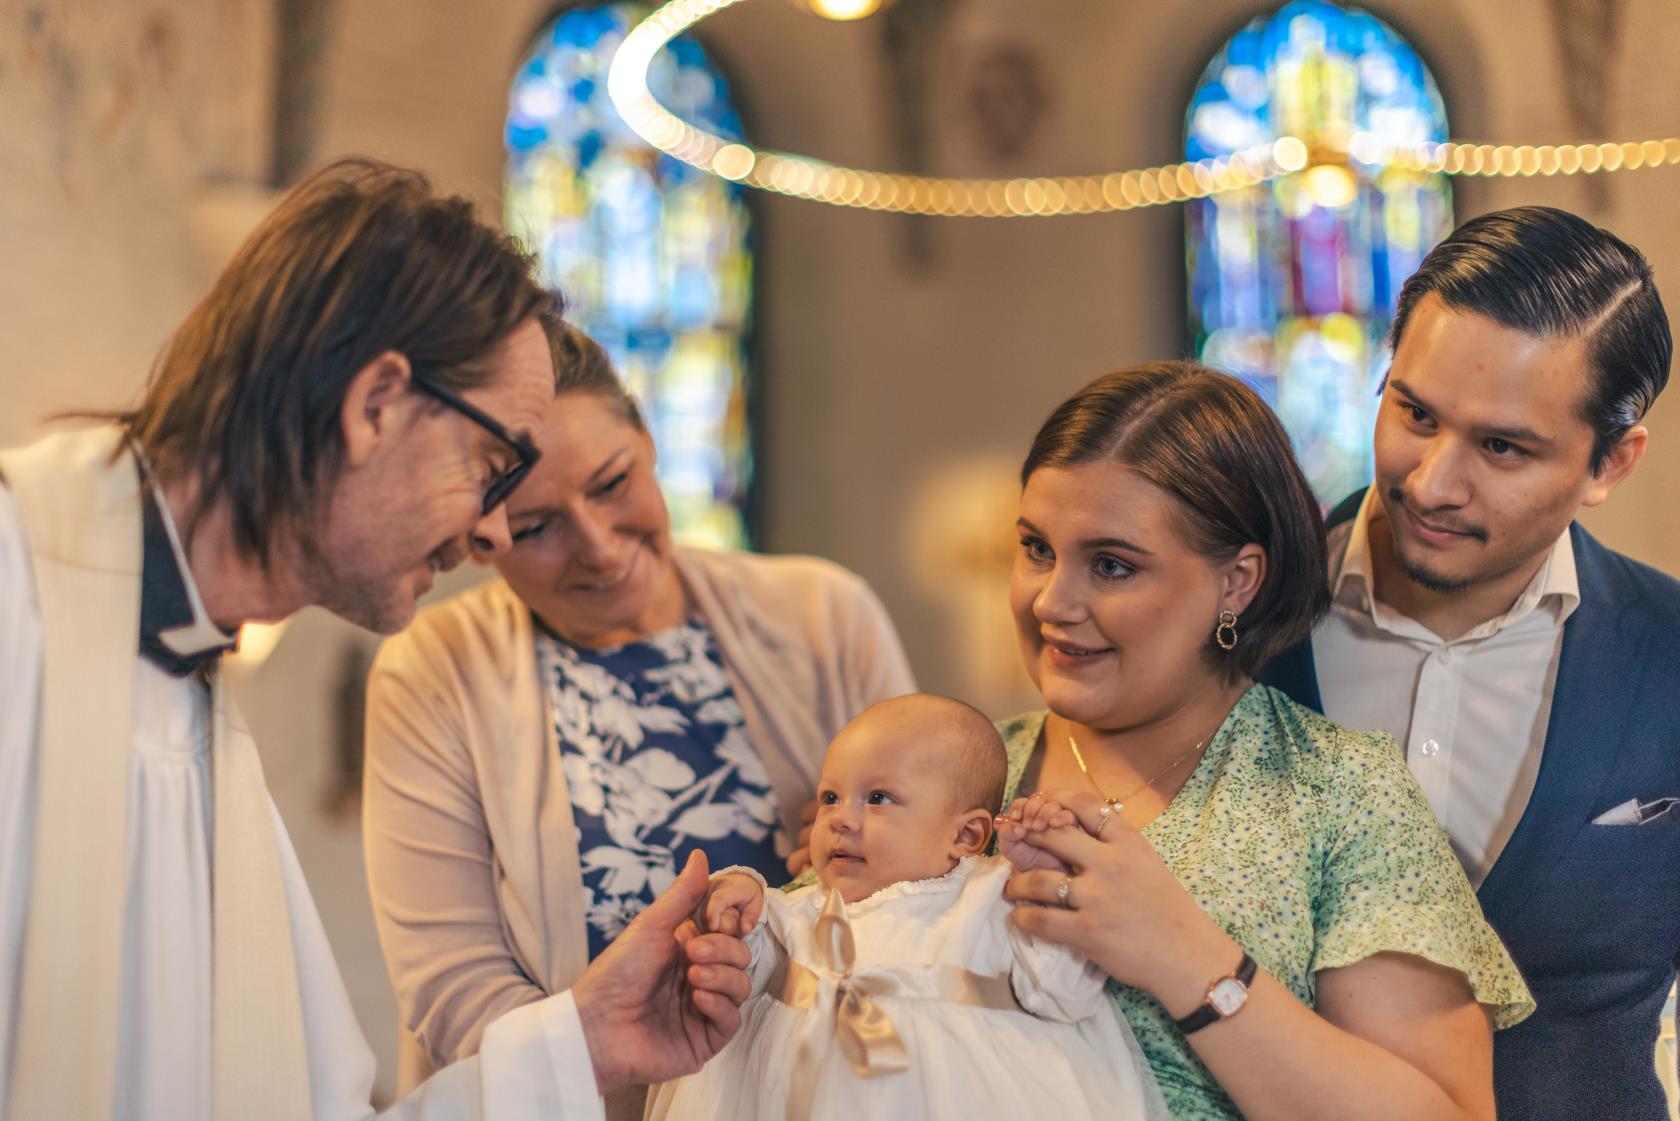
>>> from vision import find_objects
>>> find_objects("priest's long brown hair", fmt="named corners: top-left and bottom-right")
top-left (119, 157), bottom-right (553, 564)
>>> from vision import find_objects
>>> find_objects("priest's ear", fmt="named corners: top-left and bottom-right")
top-left (950, 808), bottom-right (994, 859)
top-left (340, 350), bottom-right (419, 468)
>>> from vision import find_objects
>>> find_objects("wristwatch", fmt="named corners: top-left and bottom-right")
top-left (1174, 951), bottom-right (1257, 1035)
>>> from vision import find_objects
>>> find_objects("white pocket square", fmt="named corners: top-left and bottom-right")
top-left (1592, 797), bottom-right (1680, 825)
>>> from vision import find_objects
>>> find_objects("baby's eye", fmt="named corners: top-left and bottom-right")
top-left (819, 790), bottom-right (839, 805)
top-left (866, 790), bottom-right (895, 805)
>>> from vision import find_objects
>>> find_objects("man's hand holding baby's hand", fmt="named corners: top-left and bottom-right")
top-left (997, 794), bottom-right (1076, 874)
top-left (704, 872), bottom-right (765, 936)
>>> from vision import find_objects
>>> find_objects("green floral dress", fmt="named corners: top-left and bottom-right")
top-left (999, 684), bottom-right (1533, 1119)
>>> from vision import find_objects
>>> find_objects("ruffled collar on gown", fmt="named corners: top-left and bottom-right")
top-left (807, 854), bottom-right (988, 918)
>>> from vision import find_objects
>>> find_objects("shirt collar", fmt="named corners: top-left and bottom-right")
top-left (138, 470), bottom-right (238, 677)
top-left (1519, 523), bottom-right (1580, 624)
top-left (1329, 487), bottom-right (1382, 608)
top-left (1331, 488), bottom-right (1580, 641)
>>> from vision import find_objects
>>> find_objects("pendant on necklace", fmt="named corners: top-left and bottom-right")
top-left (1067, 732), bottom-right (1207, 809)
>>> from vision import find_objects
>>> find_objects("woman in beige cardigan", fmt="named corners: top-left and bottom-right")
top-left (362, 324), bottom-right (915, 1100)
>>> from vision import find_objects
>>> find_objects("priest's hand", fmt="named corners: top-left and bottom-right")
top-left (571, 850), bottom-right (754, 1094)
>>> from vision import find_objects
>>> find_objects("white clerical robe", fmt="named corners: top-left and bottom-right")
top-left (0, 457), bottom-right (605, 1121)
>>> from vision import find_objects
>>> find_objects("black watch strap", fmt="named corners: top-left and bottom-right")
top-left (1174, 951), bottom-right (1257, 1036)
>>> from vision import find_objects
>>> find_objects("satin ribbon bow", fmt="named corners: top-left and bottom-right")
top-left (775, 888), bottom-right (1019, 1120)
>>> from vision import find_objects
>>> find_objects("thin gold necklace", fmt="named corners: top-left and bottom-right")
top-left (1067, 732), bottom-right (1207, 810)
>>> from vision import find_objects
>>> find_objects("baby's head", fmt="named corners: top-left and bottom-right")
top-left (811, 693), bottom-right (1007, 903)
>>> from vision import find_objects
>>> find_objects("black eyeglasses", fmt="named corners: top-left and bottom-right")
top-left (410, 371), bottom-right (542, 515)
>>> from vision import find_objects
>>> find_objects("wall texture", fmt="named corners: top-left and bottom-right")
top-left (0, 0), bottom-right (272, 431)
top-left (3, 0), bottom-right (1679, 1098)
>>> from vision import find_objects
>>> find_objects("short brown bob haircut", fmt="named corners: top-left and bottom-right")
top-left (1020, 361), bottom-right (1330, 679)
top-left (120, 157), bottom-right (554, 563)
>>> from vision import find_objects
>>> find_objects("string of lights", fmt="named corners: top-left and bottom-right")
top-left (607, 0), bottom-right (1680, 218)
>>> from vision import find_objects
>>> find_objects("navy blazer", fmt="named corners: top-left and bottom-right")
top-left (1261, 489), bottom-right (1680, 1119)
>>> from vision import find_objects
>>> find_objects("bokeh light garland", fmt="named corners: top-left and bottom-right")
top-left (607, 0), bottom-right (1680, 218)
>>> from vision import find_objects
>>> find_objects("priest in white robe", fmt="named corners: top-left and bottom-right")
top-left (0, 158), bottom-right (754, 1121)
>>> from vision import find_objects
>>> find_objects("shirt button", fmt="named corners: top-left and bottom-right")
top-left (1438, 649), bottom-right (1453, 665)
top-left (1420, 739), bottom-right (1441, 757)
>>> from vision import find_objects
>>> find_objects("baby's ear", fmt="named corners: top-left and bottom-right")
top-left (950, 808), bottom-right (994, 858)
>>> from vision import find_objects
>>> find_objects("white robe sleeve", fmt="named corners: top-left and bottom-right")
top-left (269, 801), bottom-right (606, 1121)
top-left (1004, 910), bottom-right (1111, 1024)
top-left (0, 479), bottom-right (608, 1121)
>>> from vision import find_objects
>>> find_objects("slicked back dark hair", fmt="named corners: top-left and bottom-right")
top-left (120, 157), bottom-right (554, 562)
top-left (1391, 206), bottom-right (1671, 473)
top-left (1021, 362), bottom-right (1330, 679)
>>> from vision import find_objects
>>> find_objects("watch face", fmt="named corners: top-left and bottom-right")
top-left (1209, 977), bottom-right (1248, 1016)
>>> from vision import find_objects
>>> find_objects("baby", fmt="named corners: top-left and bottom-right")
top-left (646, 694), bottom-right (1166, 1121)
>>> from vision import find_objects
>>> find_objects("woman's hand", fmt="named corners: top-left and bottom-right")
top-left (996, 794), bottom-right (1076, 874)
top-left (1007, 790), bottom-right (1496, 1121)
top-left (785, 798), bottom-right (819, 876)
top-left (704, 872), bottom-right (766, 936)
top-left (1001, 787), bottom-right (1239, 1013)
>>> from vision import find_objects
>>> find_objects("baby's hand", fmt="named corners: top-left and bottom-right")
top-left (703, 872), bottom-right (765, 936)
top-left (996, 795), bottom-right (1075, 874)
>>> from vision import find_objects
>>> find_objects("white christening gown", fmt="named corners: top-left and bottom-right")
top-left (647, 855), bottom-right (1168, 1121)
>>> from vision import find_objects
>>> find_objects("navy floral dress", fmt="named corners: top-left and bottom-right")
top-left (536, 617), bottom-right (789, 959)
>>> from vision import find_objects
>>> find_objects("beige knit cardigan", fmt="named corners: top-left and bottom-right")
top-left (362, 545), bottom-right (915, 1091)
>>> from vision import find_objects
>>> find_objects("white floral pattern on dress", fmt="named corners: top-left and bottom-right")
top-left (538, 618), bottom-right (789, 956)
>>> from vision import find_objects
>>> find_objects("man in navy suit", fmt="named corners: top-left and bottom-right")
top-left (1262, 206), bottom-right (1680, 1119)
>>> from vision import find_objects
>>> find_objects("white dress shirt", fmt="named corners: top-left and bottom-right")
top-left (1314, 489), bottom-right (1579, 887)
top-left (0, 483), bottom-right (605, 1121)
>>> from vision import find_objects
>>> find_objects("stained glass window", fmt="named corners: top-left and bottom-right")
top-left (1185, 0), bottom-right (1452, 504)
top-left (506, 4), bottom-right (754, 548)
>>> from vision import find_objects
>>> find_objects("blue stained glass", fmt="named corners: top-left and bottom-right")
top-left (506, 4), bottom-right (755, 549)
top-left (1185, 0), bottom-right (1452, 505)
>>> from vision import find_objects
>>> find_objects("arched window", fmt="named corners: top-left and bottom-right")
top-left (506, 4), bottom-right (755, 548)
top-left (1185, 0), bottom-right (1451, 504)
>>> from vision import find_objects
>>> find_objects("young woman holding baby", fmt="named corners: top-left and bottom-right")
top-left (692, 359), bottom-right (1530, 1121)
top-left (988, 361), bottom-right (1531, 1120)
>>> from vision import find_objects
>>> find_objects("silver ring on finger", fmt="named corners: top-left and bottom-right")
top-left (1055, 875), bottom-right (1074, 908)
